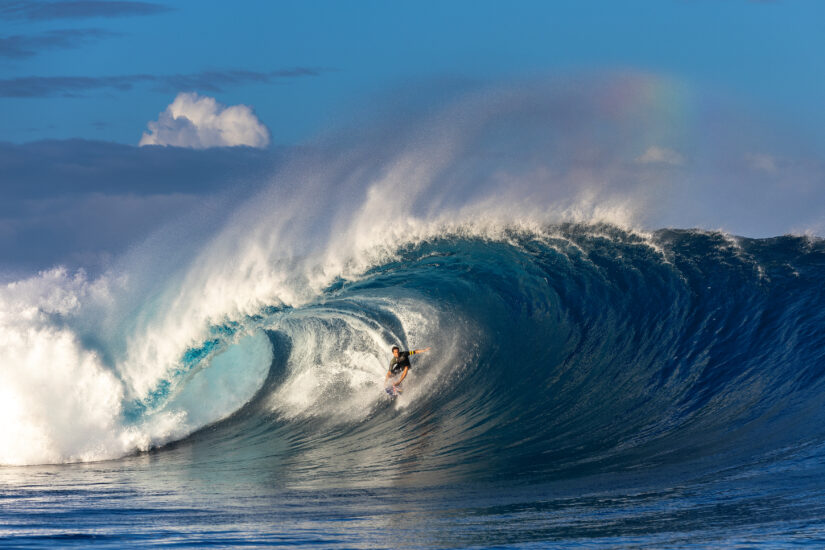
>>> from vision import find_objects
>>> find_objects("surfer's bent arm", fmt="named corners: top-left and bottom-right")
top-left (396, 366), bottom-right (409, 385)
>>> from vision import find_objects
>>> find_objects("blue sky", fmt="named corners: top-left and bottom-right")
top-left (1, 0), bottom-right (825, 272)
top-left (2, 0), bottom-right (824, 145)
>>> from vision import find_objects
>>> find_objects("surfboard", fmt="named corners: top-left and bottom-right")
top-left (385, 385), bottom-right (402, 398)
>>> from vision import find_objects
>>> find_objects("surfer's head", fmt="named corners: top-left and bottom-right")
top-left (392, 345), bottom-right (400, 357)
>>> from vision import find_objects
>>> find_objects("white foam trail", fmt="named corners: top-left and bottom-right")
top-left (0, 269), bottom-right (124, 465)
top-left (0, 267), bottom-right (273, 465)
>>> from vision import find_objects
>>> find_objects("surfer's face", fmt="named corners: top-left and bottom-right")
top-left (392, 349), bottom-right (399, 357)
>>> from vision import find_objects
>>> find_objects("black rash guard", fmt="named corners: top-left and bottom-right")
top-left (388, 350), bottom-right (417, 375)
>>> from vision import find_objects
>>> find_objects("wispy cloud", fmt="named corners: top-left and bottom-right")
top-left (635, 145), bottom-right (684, 166)
top-left (0, 28), bottom-right (119, 58)
top-left (0, 1), bottom-right (170, 20)
top-left (744, 152), bottom-right (777, 173)
top-left (0, 67), bottom-right (326, 97)
top-left (160, 68), bottom-right (323, 92)
top-left (0, 75), bottom-right (143, 97)
top-left (139, 92), bottom-right (270, 149)
top-left (0, 138), bottom-right (281, 271)
top-left (0, 139), bottom-right (278, 199)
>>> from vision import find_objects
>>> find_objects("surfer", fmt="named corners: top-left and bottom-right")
top-left (385, 345), bottom-right (430, 393)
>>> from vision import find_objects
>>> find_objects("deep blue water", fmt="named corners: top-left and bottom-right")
top-left (3, 225), bottom-right (825, 548)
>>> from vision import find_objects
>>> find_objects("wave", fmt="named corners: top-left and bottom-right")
top-left (3, 80), bottom-right (825, 480)
top-left (4, 222), bottom-right (825, 486)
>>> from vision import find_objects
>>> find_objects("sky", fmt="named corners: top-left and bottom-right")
top-left (3, 0), bottom-right (825, 145)
top-left (2, 0), bottom-right (825, 272)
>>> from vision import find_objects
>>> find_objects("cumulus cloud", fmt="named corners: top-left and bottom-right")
top-left (635, 145), bottom-right (684, 166)
top-left (139, 92), bottom-right (270, 149)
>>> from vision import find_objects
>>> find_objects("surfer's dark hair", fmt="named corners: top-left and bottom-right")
top-left (391, 345), bottom-right (400, 352)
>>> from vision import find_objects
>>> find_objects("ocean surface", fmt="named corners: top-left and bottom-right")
top-left (2, 223), bottom-right (825, 548)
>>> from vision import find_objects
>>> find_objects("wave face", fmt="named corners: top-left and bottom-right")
top-left (118, 225), bottom-right (823, 490)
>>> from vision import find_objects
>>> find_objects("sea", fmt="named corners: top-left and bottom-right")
top-left (3, 223), bottom-right (825, 548)
top-left (3, 86), bottom-right (825, 548)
